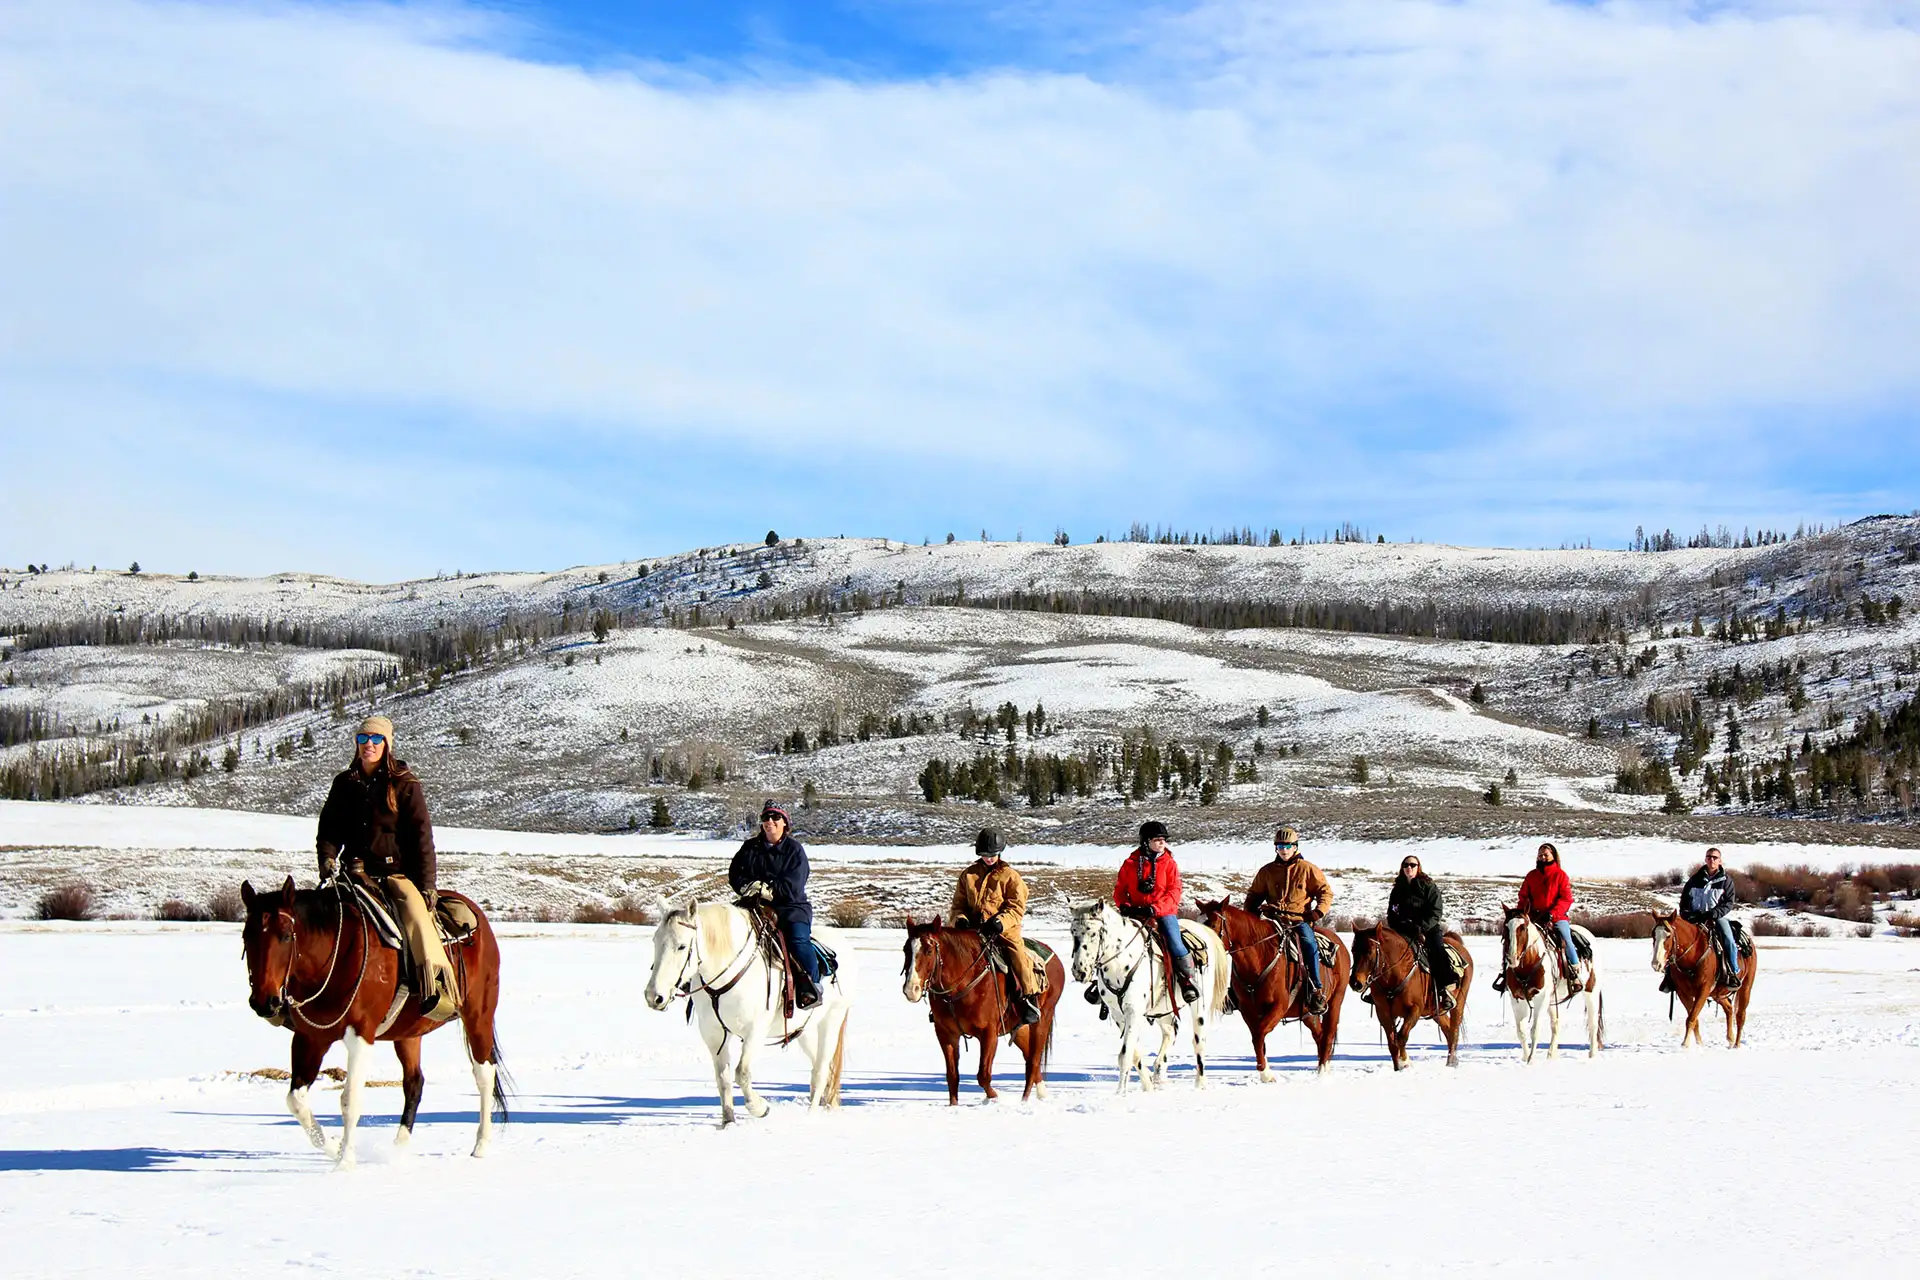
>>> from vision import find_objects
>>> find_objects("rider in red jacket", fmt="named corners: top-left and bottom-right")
top-left (1113, 821), bottom-right (1200, 1003)
top-left (1510, 842), bottom-right (1582, 984)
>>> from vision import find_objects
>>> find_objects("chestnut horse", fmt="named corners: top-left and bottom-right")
top-left (1500, 907), bottom-right (1602, 1062)
top-left (1348, 924), bottom-right (1473, 1069)
top-left (902, 918), bottom-right (1066, 1104)
top-left (1197, 901), bottom-right (1348, 1077)
top-left (240, 877), bottom-right (507, 1167)
top-left (1650, 911), bottom-right (1756, 1047)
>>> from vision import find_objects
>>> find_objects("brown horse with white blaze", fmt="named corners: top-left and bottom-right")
top-left (1348, 924), bottom-right (1473, 1069)
top-left (1198, 900), bottom-right (1348, 1076)
top-left (903, 917), bottom-right (1065, 1104)
top-left (1651, 910), bottom-right (1756, 1047)
top-left (240, 876), bottom-right (507, 1166)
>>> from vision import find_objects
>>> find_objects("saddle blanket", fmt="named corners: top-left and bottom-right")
top-left (985, 936), bottom-right (1055, 992)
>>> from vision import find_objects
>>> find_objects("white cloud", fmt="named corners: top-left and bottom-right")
top-left (1, 0), bottom-right (1916, 566)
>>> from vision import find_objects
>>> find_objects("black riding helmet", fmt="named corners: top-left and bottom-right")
top-left (1139, 820), bottom-right (1168, 845)
top-left (975, 828), bottom-right (1005, 857)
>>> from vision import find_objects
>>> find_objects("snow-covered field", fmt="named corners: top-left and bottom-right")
top-left (0, 920), bottom-right (1913, 1277)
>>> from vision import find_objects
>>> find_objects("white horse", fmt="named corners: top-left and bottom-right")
top-left (643, 903), bottom-right (853, 1125)
top-left (1501, 913), bottom-right (1604, 1062)
top-left (1069, 901), bottom-right (1231, 1092)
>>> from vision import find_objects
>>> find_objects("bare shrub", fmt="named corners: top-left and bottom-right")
top-left (206, 887), bottom-right (246, 923)
top-left (1749, 915), bottom-right (1821, 939)
top-left (1457, 916), bottom-right (1503, 936)
top-left (1571, 910), bottom-right (1654, 939)
top-left (612, 896), bottom-right (656, 926)
top-left (1326, 913), bottom-right (1375, 933)
top-left (156, 899), bottom-right (212, 922)
top-left (826, 897), bottom-right (876, 929)
top-left (572, 901), bottom-right (617, 925)
top-left (36, 882), bottom-right (94, 920)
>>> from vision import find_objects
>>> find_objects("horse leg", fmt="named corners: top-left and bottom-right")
top-left (1586, 989), bottom-right (1601, 1058)
top-left (393, 1037), bottom-right (423, 1148)
top-left (285, 1032), bottom-right (336, 1157)
top-left (977, 1024), bottom-right (1001, 1101)
top-left (735, 1027), bottom-right (770, 1120)
top-left (699, 1009), bottom-right (737, 1126)
top-left (938, 1025), bottom-right (962, 1105)
top-left (1152, 1018), bottom-right (1176, 1089)
top-left (1546, 991), bottom-right (1563, 1060)
top-left (1191, 1004), bottom-right (1208, 1089)
top-left (1443, 1008), bottom-right (1462, 1068)
top-left (1511, 994), bottom-right (1532, 1063)
top-left (1390, 1014), bottom-right (1412, 1071)
top-left (1115, 1009), bottom-right (1139, 1094)
top-left (1732, 976), bottom-right (1752, 1048)
top-left (334, 1027), bottom-right (369, 1169)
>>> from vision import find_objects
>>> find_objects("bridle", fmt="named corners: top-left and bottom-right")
top-left (1076, 909), bottom-right (1171, 1017)
top-left (1502, 914), bottom-right (1549, 1000)
top-left (656, 909), bottom-right (786, 1040)
top-left (1352, 927), bottom-right (1415, 1003)
top-left (907, 929), bottom-right (995, 1002)
top-left (260, 885), bottom-right (370, 1032)
top-left (1210, 906), bottom-right (1285, 987)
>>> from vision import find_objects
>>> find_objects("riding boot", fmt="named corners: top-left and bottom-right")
top-left (794, 971), bottom-right (822, 1011)
top-left (1435, 978), bottom-right (1456, 1013)
top-left (1172, 951), bottom-right (1201, 1005)
top-left (1658, 967), bottom-right (1676, 994)
top-left (1015, 993), bottom-right (1042, 1026)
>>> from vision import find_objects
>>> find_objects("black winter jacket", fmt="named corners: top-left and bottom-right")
top-left (1680, 866), bottom-right (1735, 922)
top-left (1387, 873), bottom-right (1444, 934)
top-left (315, 759), bottom-right (436, 893)
top-left (729, 833), bottom-right (812, 924)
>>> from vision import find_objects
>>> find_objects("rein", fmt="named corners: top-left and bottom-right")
top-left (662, 910), bottom-right (808, 1045)
top-left (1079, 914), bottom-right (1167, 1018)
top-left (916, 931), bottom-right (995, 1003)
top-left (278, 885), bottom-right (373, 1032)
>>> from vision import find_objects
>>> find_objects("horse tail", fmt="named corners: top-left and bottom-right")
top-left (1597, 991), bottom-right (1606, 1049)
top-left (823, 1013), bottom-right (849, 1108)
top-left (1207, 931), bottom-right (1232, 1016)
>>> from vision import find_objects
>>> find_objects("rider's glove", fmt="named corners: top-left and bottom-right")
top-left (740, 880), bottom-right (773, 903)
top-left (980, 916), bottom-right (1004, 936)
top-left (1306, 906), bottom-right (1323, 923)
top-left (318, 853), bottom-right (338, 881)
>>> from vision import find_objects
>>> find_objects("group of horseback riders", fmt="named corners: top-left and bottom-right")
top-left (309, 716), bottom-right (1741, 1027)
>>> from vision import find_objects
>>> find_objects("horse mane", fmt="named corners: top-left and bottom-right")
top-left (695, 901), bottom-right (740, 962)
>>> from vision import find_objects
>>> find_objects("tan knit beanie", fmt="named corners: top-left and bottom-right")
top-left (359, 715), bottom-right (395, 749)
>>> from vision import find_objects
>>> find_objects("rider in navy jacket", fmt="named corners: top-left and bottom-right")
top-left (1679, 847), bottom-right (1741, 983)
top-left (729, 801), bottom-right (821, 1007)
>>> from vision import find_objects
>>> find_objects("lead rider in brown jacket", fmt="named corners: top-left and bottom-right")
top-left (949, 829), bottom-right (1042, 1026)
top-left (316, 715), bottom-right (459, 1019)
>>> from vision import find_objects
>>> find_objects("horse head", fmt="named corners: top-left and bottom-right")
top-left (1068, 901), bottom-right (1109, 983)
top-left (901, 915), bottom-right (945, 1002)
top-left (1649, 910), bottom-right (1677, 971)
top-left (239, 876), bottom-right (300, 1024)
top-left (1347, 924), bottom-right (1378, 991)
top-left (643, 905), bottom-right (699, 1011)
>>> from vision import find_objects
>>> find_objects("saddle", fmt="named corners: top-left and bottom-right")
top-left (738, 901), bottom-right (839, 1018)
top-left (1409, 933), bottom-right (1469, 980)
top-left (984, 936), bottom-right (1054, 994)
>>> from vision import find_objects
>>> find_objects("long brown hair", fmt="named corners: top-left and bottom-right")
top-left (352, 746), bottom-right (412, 813)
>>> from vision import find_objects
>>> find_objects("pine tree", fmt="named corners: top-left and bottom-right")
top-left (650, 796), bottom-right (671, 828)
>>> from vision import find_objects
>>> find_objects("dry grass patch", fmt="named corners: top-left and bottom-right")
top-left (36, 882), bottom-right (94, 920)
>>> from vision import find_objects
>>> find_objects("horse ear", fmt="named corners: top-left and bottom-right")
top-left (280, 875), bottom-right (297, 902)
top-left (931, 913), bottom-right (943, 929)
top-left (240, 881), bottom-right (255, 909)
top-left (649, 896), bottom-right (671, 922)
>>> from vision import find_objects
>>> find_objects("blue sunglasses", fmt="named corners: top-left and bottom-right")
top-left (355, 733), bottom-right (386, 746)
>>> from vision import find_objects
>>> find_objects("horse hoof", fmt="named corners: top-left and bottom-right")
top-left (747, 1101), bottom-right (770, 1119)
top-left (393, 1127), bottom-right (412, 1149)
top-left (332, 1152), bottom-right (356, 1172)
top-left (1258, 1070), bottom-right (1276, 1083)
top-left (470, 1140), bottom-right (491, 1160)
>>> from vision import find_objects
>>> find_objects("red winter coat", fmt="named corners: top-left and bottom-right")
top-left (1115, 847), bottom-right (1184, 917)
top-left (1518, 863), bottom-right (1573, 922)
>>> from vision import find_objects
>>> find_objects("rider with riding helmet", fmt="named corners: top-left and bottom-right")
top-left (1245, 825), bottom-right (1335, 1014)
top-left (1680, 847), bottom-right (1742, 985)
top-left (1496, 841), bottom-right (1581, 992)
top-left (1114, 821), bottom-right (1202, 1004)
top-left (315, 715), bottom-right (460, 1019)
top-left (729, 801), bottom-right (822, 1009)
top-left (1386, 853), bottom-right (1459, 1011)
top-left (949, 828), bottom-right (1042, 1026)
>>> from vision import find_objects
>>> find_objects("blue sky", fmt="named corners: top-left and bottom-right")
top-left (3, 1), bottom-right (1918, 580)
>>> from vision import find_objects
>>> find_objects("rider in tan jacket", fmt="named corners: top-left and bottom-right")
top-left (949, 829), bottom-right (1042, 1025)
top-left (1244, 825), bottom-right (1335, 1014)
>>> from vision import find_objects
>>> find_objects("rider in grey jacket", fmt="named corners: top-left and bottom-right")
top-left (1679, 848), bottom-right (1741, 983)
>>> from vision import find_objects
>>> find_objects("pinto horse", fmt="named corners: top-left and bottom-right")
top-left (240, 877), bottom-right (508, 1166)
top-left (1500, 907), bottom-right (1602, 1062)
top-left (1196, 901), bottom-right (1348, 1077)
top-left (1650, 911), bottom-right (1756, 1048)
top-left (1348, 925), bottom-right (1473, 1069)
top-left (1069, 902), bottom-right (1230, 1092)
top-left (902, 917), bottom-right (1065, 1104)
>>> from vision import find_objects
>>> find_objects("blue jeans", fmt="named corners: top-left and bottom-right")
top-left (1552, 920), bottom-right (1580, 970)
top-left (784, 916), bottom-right (821, 982)
top-left (1296, 922), bottom-right (1323, 988)
top-left (1156, 915), bottom-right (1189, 960)
top-left (1712, 918), bottom-right (1741, 977)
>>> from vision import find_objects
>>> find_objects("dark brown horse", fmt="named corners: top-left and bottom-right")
top-left (902, 917), bottom-right (1065, 1104)
top-left (1197, 901), bottom-right (1348, 1076)
top-left (1349, 924), bottom-right (1473, 1069)
top-left (241, 876), bottom-right (507, 1166)
top-left (1651, 911), bottom-right (1756, 1047)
